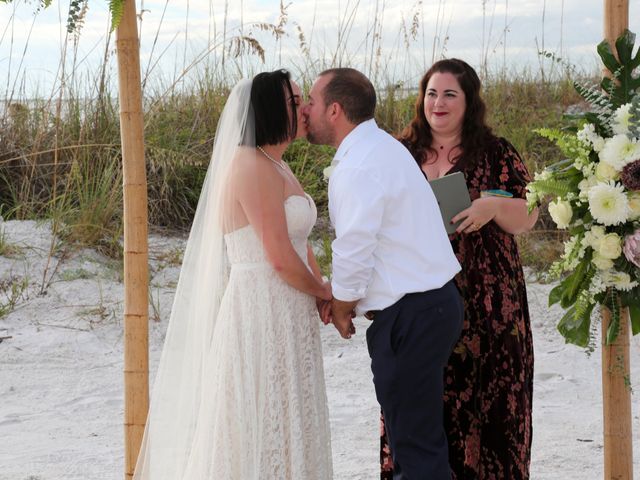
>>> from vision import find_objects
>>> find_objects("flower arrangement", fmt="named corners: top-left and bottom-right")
top-left (526, 30), bottom-right (640, 347)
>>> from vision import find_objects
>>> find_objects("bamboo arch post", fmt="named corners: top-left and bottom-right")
top-left (116, 1), bottom-right (149, 478)
top-left (602, 5), bottom-right (632, 480)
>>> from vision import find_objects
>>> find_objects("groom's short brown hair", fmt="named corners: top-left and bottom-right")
top-left (319, 68), bottom-right (376, 124)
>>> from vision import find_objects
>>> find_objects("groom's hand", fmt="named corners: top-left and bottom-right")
top-left (331, 298), bottom-right (357, 339)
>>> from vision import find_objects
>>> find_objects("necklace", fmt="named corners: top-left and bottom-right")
top-left (257, 146), bottom-right (287, 171)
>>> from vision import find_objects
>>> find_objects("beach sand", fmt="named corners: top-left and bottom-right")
top-left (0, 220), bottom-right (638, 479)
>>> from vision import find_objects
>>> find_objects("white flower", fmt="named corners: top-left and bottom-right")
top-left (573, 156), bottom-right (589, 172)
top-left (581, 161), bottom-right (597, 178)
top-left (599, 134), bottom-right (640, 171)
top-left (548, 198), bottom-right (573, 229)
top-left (590, 270), bottom-right (638, 293)
top-left (577, 123), bottom-right (605, 152)
top-left (596, 232), bottom-right (622, 260)
top-left (583, 225), bottom-right (606, 249)
top-left (595, 161), bottom-right (619, 181)
top-left (588, 182), bottom-right (630, 226)
top-left (612, 103), bottom-right (632, 135)
top-left (560, 235), bottom-right (586, 270)
top-left (628, 192), bottom-right (640, 221)
top-left (592, 136), bottom-right (606, 153)
top-left (603, 270), bottom-right (638, 291)
top-left (533, 170), bottom-right (552, 181)
top-left (323, 165), bottom-right (336, 182)
top-left (589, 271), bottom-right (608, 295)
top-left (578, 175), bottom-right (598, 200)
top-left (592, 252), bottom-right (614, 270)
top-left (577, 123), bottom-right (593, 144)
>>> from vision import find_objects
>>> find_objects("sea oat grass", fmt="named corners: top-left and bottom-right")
top-left (0, 73), bottom-right (588, 271)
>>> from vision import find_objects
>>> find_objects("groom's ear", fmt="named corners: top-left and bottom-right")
top-left (327, 102), bottom-right (342, 122)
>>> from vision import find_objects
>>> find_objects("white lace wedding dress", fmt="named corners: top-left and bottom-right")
top-left (181, 193), bottom-right (333, 479)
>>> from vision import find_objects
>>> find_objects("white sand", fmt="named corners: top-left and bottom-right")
top-left (0, 220), bottom-right (639, 479)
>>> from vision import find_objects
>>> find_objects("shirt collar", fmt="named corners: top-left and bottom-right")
top-left (333, 118), bottom-right (378, 165)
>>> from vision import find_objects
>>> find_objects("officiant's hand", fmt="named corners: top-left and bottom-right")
top-left (331, 298), bottom-right (357, 339)
top-left (452, 197), bottom-right (498, 234)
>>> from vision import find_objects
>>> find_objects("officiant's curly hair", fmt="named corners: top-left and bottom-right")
top-left (251, 69), bottom-right (298, 146)
top-left (319, 68), bottom-right (376, 124)
top-left (399, 58), bottom-right (494, 173)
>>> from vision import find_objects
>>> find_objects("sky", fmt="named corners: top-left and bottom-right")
top-left (0, 0), bottom-right (639, 97)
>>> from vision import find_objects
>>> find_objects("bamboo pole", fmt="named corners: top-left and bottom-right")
top-left (604, 0), bottom-right (629, 44)
top-left (602, 5), bottom-right (632, 479)
top-left (116, 1), bottom-right (149, 478)
top-left (602, 307), bottom-right (633, 479)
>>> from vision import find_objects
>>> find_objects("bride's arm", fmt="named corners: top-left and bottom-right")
top-left (235, 154), bottom-right (331, 300)
top-left (307, 243), bottom-right (334, 324)
top-left (306, 244), bottom-right (324, 282)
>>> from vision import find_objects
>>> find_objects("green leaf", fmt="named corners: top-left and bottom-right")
top-left (606, 313), bottom-right (620, 344)
top-left (629, 304), bottom-right (640, 336)
top-left (559, 260), bottom-right (591, 308)
top-left (620, 286), bottom-right (640, 307)
top-left (109, 0), bottom-right (125, 31)
top-left (557, 303), bottom-right (594, 347)
top-left (629, 92), bottom-right (640, 138)
top-left (632, 38), bottom-right (640, 69)
top-left (597, 39), bottom-right (621, 74)
top-left (615, 29), bottom-right (636, 65)
top-left (549, 283), bottom-right (565, 307)
top-left (600, 76), bottom-right (614, 95)
top-left (604, 288), bottom-right (621, 344)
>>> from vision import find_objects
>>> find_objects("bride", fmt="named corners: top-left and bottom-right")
top-left (133, 70), bottom-right (333, 479)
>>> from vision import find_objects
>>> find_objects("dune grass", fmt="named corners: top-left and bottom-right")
top-left (0, 0), bottom-right (592, 275)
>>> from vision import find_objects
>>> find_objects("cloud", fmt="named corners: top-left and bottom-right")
top-left (1, 0), bottom-right (638, 95)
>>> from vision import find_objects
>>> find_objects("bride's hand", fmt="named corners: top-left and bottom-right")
top-left (316, 298), bottom-right (333, 325)
top-left (316, 282), bottom-right (333, 324)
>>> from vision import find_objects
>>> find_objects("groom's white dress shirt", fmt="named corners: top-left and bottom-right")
top-left (328, 119), bottom-right (461, 316)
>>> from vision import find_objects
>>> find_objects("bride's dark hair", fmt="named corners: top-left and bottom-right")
top-left (251, 69), bottom-right (297, 146)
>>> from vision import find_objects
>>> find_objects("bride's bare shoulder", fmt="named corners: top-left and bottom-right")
top-left (232, 147), bottom-right (278, 176)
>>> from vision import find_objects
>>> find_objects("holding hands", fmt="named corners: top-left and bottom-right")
top-left (316, 294), bottom-right (357, 340)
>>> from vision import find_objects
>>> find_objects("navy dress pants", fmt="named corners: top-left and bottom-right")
top-left (366, 281), bottom-right (463, 480)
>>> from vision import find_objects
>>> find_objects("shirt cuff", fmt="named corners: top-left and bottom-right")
top-left (331, 281), bottom-right (366, 303)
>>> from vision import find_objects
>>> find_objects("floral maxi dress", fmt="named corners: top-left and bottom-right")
top-left (380, 137), bottom-right (534, 480)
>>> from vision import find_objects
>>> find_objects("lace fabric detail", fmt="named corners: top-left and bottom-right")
top-left (225, 194), bottom-right (316, 265)
top-left (180, 193), bottom-right (332, 479)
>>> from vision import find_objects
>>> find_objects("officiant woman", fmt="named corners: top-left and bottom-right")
top-left (380, 58), bottom-right (539, 479)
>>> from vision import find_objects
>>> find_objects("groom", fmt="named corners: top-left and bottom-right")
top-left (304, 68), bottom-right (464, 479)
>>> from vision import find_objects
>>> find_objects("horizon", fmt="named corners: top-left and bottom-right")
top-left (1, 0), bottom-right (639, 98)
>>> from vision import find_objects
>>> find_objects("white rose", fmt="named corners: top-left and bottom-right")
top-left (628, 192), bottom-right (640, 221)
top-left (595, 161), bottom-right (619, 181)
top-left (597, 233), bottom-right (622, 260)
top-left (592, 252), bottom-right (614, 270)
top-left (583, 226), bottom-right (606, 249)
top-left (548, 198), bottom-right (573, 229)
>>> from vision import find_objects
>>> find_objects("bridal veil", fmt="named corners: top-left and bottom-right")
top-left (133, 79), bottom-right (255, 479)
